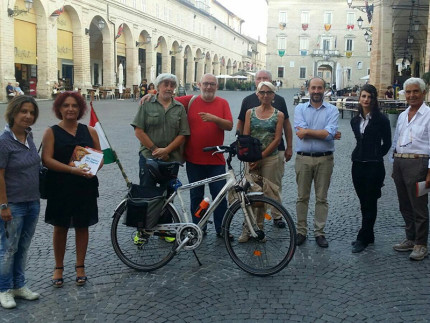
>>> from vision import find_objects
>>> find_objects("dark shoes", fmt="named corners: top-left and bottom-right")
top-left (274, 219), bottom-right (286, 228)
top-left (296, 233), bottom-right (307, 246)
top-left (217, 232), bottom-right (234, 242)
top-left (315, 235), bottom-right (329, 248)
top-left (352, 240), bottom-right (368, 253)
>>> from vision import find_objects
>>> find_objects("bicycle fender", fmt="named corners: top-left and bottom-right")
top-left (112, 199), bottom-right (127, 218)
top-left (246, 192), bottom-right (264, 197)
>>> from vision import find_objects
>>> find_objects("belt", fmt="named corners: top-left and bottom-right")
top-left (297, 151), bottom-right (333, 157)
top-left (394, 153), bottom-right (429, 159)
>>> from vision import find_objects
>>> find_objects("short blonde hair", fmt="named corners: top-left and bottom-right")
top-left (256, 81), bottom-right (276, 93)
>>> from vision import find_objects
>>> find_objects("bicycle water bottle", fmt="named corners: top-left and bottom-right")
top-left (195, 197), bottom-right (210, 218)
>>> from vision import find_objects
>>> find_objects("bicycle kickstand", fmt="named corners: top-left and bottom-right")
top-left (193, 250), bottom-right (202, 266)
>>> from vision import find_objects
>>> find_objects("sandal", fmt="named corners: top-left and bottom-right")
top-left (75, 265), bottom-right (87, 286)
top-left (52, 267), bottom-right (64, 288)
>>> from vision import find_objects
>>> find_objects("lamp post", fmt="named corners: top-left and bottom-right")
top-left (8, 0), bottom-right (33, 17)
top-left (136, 36), bottom-right (152, 47)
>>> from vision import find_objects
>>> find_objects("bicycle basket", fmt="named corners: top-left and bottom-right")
top-left (124, 184), bottom-right (166, 229)
top-left (236, 135), bottom-right (263, 162)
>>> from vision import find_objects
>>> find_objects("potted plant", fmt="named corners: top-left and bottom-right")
top-left (386, 108), bottom-right (400, 127)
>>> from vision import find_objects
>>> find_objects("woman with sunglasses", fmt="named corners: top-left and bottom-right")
top-left (239, 81), bottom-right (284, 242)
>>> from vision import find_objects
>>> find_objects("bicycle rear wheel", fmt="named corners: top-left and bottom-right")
top-left (224, 195), bottom-right (296, 276)
top-left (111, 202), bottom-right (179, 271)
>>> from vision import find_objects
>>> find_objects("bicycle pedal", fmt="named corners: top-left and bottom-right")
top-left (133, 231), bottom-right (149, 245)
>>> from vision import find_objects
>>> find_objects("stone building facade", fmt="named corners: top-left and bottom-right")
top-left (266, 0), bottom-right (371, 90)
top-left (0, 0), bottom-right (266, 101)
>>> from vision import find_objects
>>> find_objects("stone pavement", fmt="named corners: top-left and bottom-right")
top-left (0, 89), bottom-right (429, 322)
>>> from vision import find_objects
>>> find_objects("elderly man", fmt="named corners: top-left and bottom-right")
top-left (174, 74), bottom-right (233, 239)
top-left (236, 69), bottom-right (293, 228)
top-left (294, 77), bottom-right (339, 248)
top-left (131, 73), bottom-right (189, 187)
top-left (392, 77), bottom-right (430, 261)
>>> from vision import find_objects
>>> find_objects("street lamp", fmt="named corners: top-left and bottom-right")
top-left (357, 16), bottom-right (372, 32)
top-left (97, 19), bottom-right (105, 30)
top-left (136, 36), bottom-right (152, 47)
top-left (364, 31), bottom-right (371, 42)
top-left (8, 0), bottom-right (33, 17)
top-left (407, 35), bottom-right (414, 44)
top-left (169, 44), bottom-right (183, 55)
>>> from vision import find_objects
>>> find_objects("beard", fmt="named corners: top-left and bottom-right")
top-left (311, 93), bottom-right (323, 103)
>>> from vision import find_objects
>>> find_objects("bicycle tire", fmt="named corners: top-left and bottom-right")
top-left (223, 195), bottom-right (297, 276)
top-left (111, 202), bottom-right (180, 271)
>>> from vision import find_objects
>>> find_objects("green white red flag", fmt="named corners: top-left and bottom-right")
top-left (89, 104), bottom-right (116, 164)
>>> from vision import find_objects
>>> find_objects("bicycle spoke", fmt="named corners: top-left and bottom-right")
top-left (224, 196), bottom-right (296, 276)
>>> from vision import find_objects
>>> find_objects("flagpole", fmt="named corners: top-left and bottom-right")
top-left (90, 102), bottom-right (131, 187)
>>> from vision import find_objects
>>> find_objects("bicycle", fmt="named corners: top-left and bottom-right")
top-left (111, 143), bottom-right (297, 276)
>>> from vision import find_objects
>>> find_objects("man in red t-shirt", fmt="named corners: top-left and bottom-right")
top-left (175, 74), bottom-right (233, 238)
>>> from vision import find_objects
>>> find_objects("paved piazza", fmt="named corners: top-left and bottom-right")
top-left (1, 89), bottom-right (429, 322)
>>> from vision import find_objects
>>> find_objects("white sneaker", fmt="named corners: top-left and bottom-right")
top-left (409, 245), bottom-right (428, 261)
top-left (0, 290), bottom-right (16, 309)
top-left (12, 287), bottom-right (40, 300)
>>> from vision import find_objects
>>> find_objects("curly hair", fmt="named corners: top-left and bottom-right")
top-left (4, 95), bottom-right (39, 127)
top-left (52, 91), bottom-right (88, 120)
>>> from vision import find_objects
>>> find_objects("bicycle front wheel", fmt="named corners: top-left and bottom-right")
top-left (224, 195), bottom-right (296, 276)
top-left (111, 202), bottom-right (180, 271)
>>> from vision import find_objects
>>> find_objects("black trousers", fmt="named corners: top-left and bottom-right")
top-left (352, 161), bottom-right (385, 244)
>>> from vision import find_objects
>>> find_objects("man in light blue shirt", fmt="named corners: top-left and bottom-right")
top-left (294, 77), bottom-right (339, 248)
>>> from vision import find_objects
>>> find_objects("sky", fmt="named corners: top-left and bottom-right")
top-left (217, 0), bottom-right (268, 43)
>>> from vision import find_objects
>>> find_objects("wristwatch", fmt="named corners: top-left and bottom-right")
top-left (0, 203), bottom-right (8, 210)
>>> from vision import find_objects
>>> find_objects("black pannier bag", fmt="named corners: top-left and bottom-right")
top-left (236, 135), bottom-right (263, 162)
top-left (124, 184), bottom-right (166, 229)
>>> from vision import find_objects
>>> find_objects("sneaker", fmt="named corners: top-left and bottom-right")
top-left (273, 219), bottom-right (286, 228)
top-left (12, 287), bottom-right (40, 300)
top-left (409, 245), bottom-right (428, 261)
top-left (393, 239), bottom-right (415, 252)
top-left (0, 290), bottom-right (16, 309)
top-left (164, 237), bottom-right (176, 243)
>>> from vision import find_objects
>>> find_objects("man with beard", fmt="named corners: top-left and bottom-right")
top-left (132, 73), bottom-right (189, 187)
top-left (294, 77), bottom-right (339, 248)
top-left (174, 74), bottom-right (233, 239)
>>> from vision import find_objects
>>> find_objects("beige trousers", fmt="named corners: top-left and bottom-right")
top-left (248, 153), bottom-right (283, 220)
top-left (295, 154), bottom-right (334, 236)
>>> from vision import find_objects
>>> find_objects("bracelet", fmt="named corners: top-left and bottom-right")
top-left (149, 144), bottom-right (157, 152)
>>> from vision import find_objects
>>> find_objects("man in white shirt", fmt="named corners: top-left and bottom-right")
top-left (392, 77), bottom-right (430, 261)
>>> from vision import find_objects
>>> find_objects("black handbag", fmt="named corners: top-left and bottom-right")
top-left (38, 143), bottom-right (48, 199)
top-left (124, 184), bottom-right (166, 229)
top-left (236, 135), bottom-right (263, 162)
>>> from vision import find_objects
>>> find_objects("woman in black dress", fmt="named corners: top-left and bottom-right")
top-left (42, 92), bottom-right (103, 287)
top-left (350, 84), bottom-right (391, 253)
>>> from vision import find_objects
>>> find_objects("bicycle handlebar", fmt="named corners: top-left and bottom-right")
top-left (202, 145), bottom-right (231, 152)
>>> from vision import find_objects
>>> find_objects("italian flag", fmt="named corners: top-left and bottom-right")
top-left (89, 105), bottom-right (116, 164)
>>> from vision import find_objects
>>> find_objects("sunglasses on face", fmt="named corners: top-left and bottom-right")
top-left (258, 91), bottom-right (274, 96)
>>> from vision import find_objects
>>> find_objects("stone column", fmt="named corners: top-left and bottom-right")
top-left (425, 5), bottom-right (430, 73)
top-left (370, 0), bottom-right (394, 98)
top-left (126, 45), bottom-right (138, 88)
top-left (176, 55), bottom-right (184, 83)
top-left (37, 19), bottom-right (57, 99)
top-left (0, 1), bottom-right (16, 102)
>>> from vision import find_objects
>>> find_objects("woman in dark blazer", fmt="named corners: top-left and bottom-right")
top-left (350, 84), bottom-right (391, 253)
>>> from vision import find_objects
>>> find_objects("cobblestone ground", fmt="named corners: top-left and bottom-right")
top-left (0, 89), bottom-right (429, 322)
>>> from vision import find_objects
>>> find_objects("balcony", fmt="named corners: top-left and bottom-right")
top-left (311, 49), bottom-right (341, 59)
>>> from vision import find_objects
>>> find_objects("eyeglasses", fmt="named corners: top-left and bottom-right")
top-left (202, 82), bottom-right (217, 87)
top-left (258, 91), bottom-right (274, 96)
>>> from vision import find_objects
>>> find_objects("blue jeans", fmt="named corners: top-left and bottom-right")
top-left (186, 162), bottom-right (227, 233)
top-left (0, 201), bottom-right (39, 292)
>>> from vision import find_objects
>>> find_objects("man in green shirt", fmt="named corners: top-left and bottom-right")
top-left (131, 73), bottom-right (190, 186)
